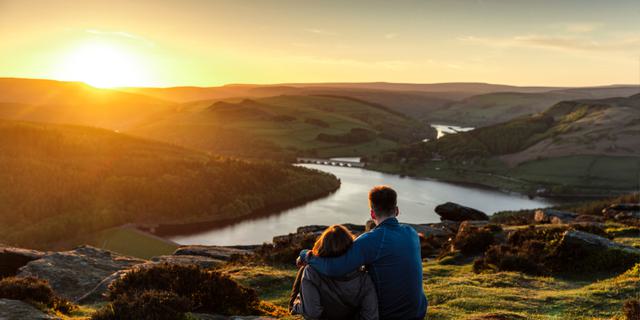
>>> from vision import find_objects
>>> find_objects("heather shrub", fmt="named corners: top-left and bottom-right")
top-left (253, 232), bottom-right (318, 264)
top-left (456, 229), bottom-right (496, 255)
top-left (0, 276), bottom-right (75, 314)
top-left (623, 299), bottom-right (640, 320)
top-left (91, 290), bottom-right (192, 320)
top-left (107, 264), bottom-right (260, 315)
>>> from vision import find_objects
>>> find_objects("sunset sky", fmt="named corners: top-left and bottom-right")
top-left (1, 0), bottom-right (639, 87)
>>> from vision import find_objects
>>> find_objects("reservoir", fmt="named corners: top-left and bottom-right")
top-left (170, 164), bottom-right (555, 246)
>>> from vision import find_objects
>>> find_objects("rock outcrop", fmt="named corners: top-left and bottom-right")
top-left (435, 202), bottom-right (489, 221)
top-left (0, 299), bottom-right (59, 320)
top-left (550, 230), bottom-right (640, 273)
top-left (534, 209), bottom-right (577, 224)
top-left (174, 245), bottom-right (253, 260)
top-left (0, 247), bottom-right (45, 278)
top-left (17, 246), bottom-right (145, 302)
top-left (151, 255), bottom-right (225, 269)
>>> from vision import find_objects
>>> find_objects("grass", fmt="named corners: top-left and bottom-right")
top-left (81, 226), bottom-right (178, 259)
top-left (214, 256), bottom-right (639, 320)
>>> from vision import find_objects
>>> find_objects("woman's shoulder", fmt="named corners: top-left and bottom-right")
top-left (302, 265), bottom-right (322, 282)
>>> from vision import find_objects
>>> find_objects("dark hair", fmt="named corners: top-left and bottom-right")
top-left (312, 225), bottom-right (355, 257)
top-left (369, 185), bottom-right (397, 217)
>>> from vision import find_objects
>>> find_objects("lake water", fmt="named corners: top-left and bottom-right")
top-left (431, 124), bottom-right (475, 139)
top-left (170, 164), bottom-right (555, 246)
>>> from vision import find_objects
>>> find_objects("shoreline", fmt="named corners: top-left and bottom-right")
top-left (140, 184), bottom-right (340, 238)
top-left (365, 163), bottom-right (633, 201)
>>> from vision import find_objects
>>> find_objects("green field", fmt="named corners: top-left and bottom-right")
top-left (81, 226), bottom-right (178, 259)
top-left (510, 156), bottom-right (640, 192)
top-left (370, 155), bottom-right (640, 196)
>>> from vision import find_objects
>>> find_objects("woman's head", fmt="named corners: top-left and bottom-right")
top-left (312, 224), bottom-right (355, 257)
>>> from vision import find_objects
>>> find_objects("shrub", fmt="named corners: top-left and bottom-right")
top-left (92, 290), bottom-right (192, 320)
top-left (455, 229), bottom-right (496, 255)
top-left (252, 232), bottom-right (319, 264)
top-left (477, 245), bottom-right (547, 275)
top-left (623, 299), bottom-right (640, 320)
top-left (0, 276), bottom-right (75, 314)
top-left (106, 264), bottom-right (260, 316)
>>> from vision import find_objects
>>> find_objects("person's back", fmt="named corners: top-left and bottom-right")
top-left (292, 266), bottom-right (377, 320)
top-left (291, 224), bottom-right (379, 320)
top-left (299, 186), bottom-right (427, 320)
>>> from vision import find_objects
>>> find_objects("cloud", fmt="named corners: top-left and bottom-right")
top-left (564, 22), bottom-right (602, 33)
top-left (304, 28), bottom-right (336, 36)
top-left (458, 33), bottom-right (640, 53)
top-left (384, 33), bottom-right (398, 40)
top-left (85, 29), bottom-right (155, 46)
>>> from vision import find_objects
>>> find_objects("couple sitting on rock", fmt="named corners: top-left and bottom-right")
top-left (290, 185), bottom-right (428, 320)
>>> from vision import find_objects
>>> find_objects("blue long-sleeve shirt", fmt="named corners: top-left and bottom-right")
top-left (300, 218), bottom-right (427, 320)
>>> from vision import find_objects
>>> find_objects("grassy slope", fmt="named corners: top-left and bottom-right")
top-left (78, 225), bottom-right (178, 260)
top-left (128, 95), bottom-right (434, 160)
top-left (430, 86), bottom-right (640, 127)
top-left (0, 119), bottom-right (340, 249)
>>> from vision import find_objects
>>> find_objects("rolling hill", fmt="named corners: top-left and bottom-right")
top-left (0, 78), bottom-right (173, 130)
top-left (430, 86), bottom-right (640, 126)
top-left (378, 94), bottom-right (640, 195)
top-left (0, 119), bottom-right (339, 249)
top-left (127, 95), bottom-right (436, 160)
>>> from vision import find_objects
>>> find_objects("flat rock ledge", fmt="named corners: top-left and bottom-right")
top-left (17, 245), bottom-right (145, 302)
top-left (0, 299), bottom-right (60, 320)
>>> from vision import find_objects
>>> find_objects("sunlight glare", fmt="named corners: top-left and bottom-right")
top-left (54, 42), bottom-right (149, 88)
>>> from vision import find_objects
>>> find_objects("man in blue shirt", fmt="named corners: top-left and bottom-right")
top-left (298, 185), bottom-right (427, 319)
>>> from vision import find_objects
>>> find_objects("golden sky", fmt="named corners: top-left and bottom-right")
top-left (1, 0), bottom-right (639, 87)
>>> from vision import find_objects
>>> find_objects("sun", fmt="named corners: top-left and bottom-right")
top-left (54, 42), bottom-right (149, 88)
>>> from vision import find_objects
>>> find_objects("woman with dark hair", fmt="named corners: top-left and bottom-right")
top-left (290, 224), bottom-right (378, 320)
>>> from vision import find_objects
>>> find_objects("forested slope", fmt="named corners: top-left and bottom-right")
top-left (0, 120), bottom-right (340, 248)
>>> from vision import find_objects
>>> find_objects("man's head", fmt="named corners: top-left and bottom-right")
top-left (368, 185), bottom-right (399, 224)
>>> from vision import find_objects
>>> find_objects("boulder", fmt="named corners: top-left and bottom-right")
top-left (173, 245), bottom-right (252, 260)
top-left (434, 202), bottom-right (489, 221)
top-left (534, 209), bottom-right (577, 224)
top-left (151, 255), bottom-right (225, 269)
top-left (0, 299), bottom-right (60, 320)
top-left (76, 269), bottom-right (128, 304)
top-left (0, 247), bottom-right (45, 278)
top-left (550, 230), bottom-right (640, 273)
top-left (17, 246), bottom-right (145, 302)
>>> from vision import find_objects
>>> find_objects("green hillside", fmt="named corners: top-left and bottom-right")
top-left (0, 119), bottom-right (340, 249)
top-left (128, 95), bottom-right (436, 160)
top-left (375, 94), bottom-right (640, 195)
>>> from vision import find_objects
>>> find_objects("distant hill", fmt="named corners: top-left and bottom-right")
top-left (430, 86), bottom-right (640, 126)
top-left (0, 78), bottom-right (173, 130)
top-left (381, 94), bottom-right (640, 195)
top-left (127, 95), bottom-right (436, 160)
top-left (123, 82), bottom-right (564, 103)
top-left (0, 119), bottom-right (339, 249)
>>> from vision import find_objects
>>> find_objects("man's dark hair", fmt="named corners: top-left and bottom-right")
top-left (369, 185), bottom-right (397, 217)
